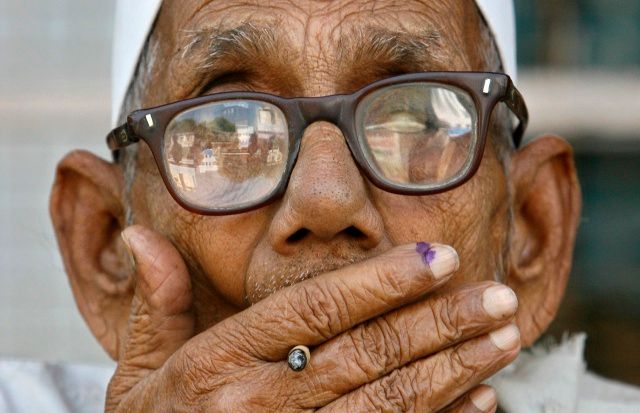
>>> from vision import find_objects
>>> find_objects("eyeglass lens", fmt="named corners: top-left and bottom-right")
top-left (356, 83), bottom-right (477, 188)
top-left (163, 100), bottom-right (289, 209)
top-left (162, 83), bottom-right (478, 210)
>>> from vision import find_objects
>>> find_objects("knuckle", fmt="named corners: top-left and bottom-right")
top-left (445, 346), bottom-right (476, 386)
top-left (372, 261), bottom-right (408, 303)
top-left (170, 347), bottom-right (288, 413)
top-left (430, 295), bottom-right (462, 343)
top-left (350, 315), bottom-right (407, 376)
top-left (364, 368), bottom-right (419, 412)
top-left (285, 278), bottom-right (352, 339)
top-left (219, 317), bottom-right (267, 357)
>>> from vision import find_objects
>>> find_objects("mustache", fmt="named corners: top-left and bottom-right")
top-left (245, 252), bottom-right (368, 304)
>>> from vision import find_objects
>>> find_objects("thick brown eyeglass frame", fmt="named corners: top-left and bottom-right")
top-left (107, 71), bottom-right (528, 215)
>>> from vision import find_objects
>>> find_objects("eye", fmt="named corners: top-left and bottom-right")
top-left (356, 82), bottom-right (478, 187)
top-left (361, 89), bottom-right (441, 133)
top-left (374, 111), bottom-right (427, 133)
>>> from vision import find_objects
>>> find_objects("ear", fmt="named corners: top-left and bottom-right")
top-left (506, 136), bottom-right (581, 347)
top-left (50, 150), bottom-right (132, 360)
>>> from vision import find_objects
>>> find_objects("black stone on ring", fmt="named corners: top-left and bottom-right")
top-left (287, 345), bottom-right (310, 372)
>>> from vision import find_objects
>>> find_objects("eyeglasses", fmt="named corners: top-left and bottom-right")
top-left (107, 72), bottom-right (528, 215)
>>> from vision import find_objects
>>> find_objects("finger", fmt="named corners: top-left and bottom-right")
top-left (211, 242), bottom-right (459, 361)
top-left (318, 324), bottom-right (520, 413)
top-left (107, 226), bottom-right (194, 405)
top-left (286, 282), bottom-right (517, 407)
top-left (440, 385), bottom-right (498, 413)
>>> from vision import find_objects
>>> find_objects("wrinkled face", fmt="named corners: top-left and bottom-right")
top-left (129, 0), bottom-right (510, 328)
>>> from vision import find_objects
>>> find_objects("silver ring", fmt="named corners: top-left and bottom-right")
top-left (287, 345), bottom-right (310, 372)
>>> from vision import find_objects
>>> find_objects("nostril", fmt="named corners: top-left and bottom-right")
top-left (344, 226), bottom-right (366, 239)
top-left (285, 226), bottom-right (367, 243)
top-left (287, 228), bottom-right (310, 243)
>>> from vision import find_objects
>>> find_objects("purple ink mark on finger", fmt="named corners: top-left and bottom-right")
top-left (426, 248), bottom-right (436, 265)
top-left (416, 242), bottom-right (436, 265)
top-left (416, 242), bottom-right (431, 255)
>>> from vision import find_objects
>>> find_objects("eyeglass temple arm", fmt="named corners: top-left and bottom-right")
top-left (502, 79), bottom-right (529, 148)
top-left (106, 123), bottom-right (139, 151)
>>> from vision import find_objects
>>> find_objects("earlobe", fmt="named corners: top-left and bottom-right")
top-left (50, 150), bottom-right (132, 359)
top-left (506, 136), bottom-right (581, 346)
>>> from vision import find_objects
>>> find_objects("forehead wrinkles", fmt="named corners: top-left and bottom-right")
top-left (308, 0), bottom-right (469, 52)
top-left (166, 0), bottom-right (311, 34)
top-left (159, 0), bottom-right (313, 98)
top-left (158, 0), bottom-right (476, 98)
top-left (169, 0), bottom-right (471, 58)
top-left (296, 0), bottom-right (471, 90)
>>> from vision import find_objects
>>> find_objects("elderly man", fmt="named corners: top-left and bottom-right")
top-left (38, 0), bottom-right (639, 412)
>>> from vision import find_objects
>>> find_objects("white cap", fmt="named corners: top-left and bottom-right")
top-left (111, 0), bottom-right (516, 125)
top-left (475, 0), bottom-right (517, 80)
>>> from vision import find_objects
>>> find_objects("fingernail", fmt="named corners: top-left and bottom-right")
top-left (470, 386), bottom-right (497, 412)
top-left (416, 243), bottom-right (459, 279)
top-left (482, 285), bottom-right (518, 319)
top-left (489, 324), bottom-right (520, 351)
top-left (121, 230), bottom-right (136, 270)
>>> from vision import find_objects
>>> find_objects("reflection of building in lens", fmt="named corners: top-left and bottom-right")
top-left (199, 148), bottom-right (219, 172)
top-left (236, 126), bottom-right (254, 148)
top-left (164, 101), bottom-right (288, 199)
top-left (267, 148), bottom-right (283, 165)
top-left (218, 104), bottom-right (287, 182)
top-left (167, 132), bottom-right (196, 165)
top-left (167, 132), bottom-right (198, 191)
top-left (218, 103), bottom-right (251, 126)
top-left (169, 164), bottom-right (197, 192)
top-left (257, 107), bottom-right (280, 133)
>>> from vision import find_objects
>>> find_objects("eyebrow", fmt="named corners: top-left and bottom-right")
top-left (177, 22), bottom-right (445, 95)
top-left (177, 22), bottom-right (300, 94)
top-left (340, 26), bottom-right (443, 69)
top-left (335, 26), bottom-right (445, 89)
top-left (181, 22), bottom-right (283, 70)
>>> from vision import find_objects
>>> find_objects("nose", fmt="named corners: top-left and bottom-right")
top-left (269, 122), bottom-right (384, 254)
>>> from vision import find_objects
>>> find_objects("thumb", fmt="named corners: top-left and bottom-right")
top-left (108, 225), bottom-right (194, 401)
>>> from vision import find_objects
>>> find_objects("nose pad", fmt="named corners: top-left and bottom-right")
top-left (269, 122), bottom-right (384, 254)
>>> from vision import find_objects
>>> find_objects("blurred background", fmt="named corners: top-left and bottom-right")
top-left (514, 0), bottom-right (640, 385)
top-left (1, 0), bottom-right (639, 384)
